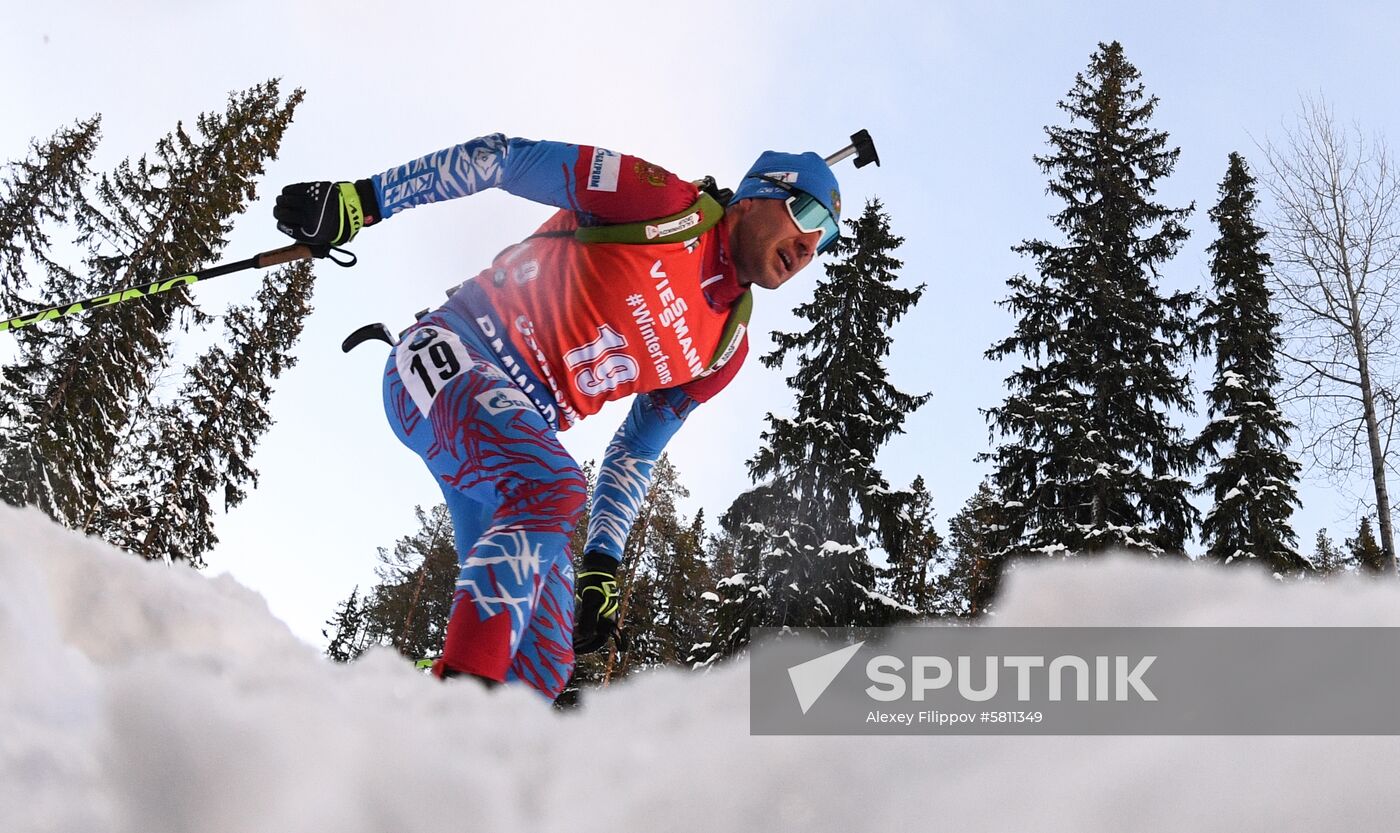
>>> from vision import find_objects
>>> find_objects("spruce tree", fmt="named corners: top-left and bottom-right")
top-left (694, 199), bottom-right (928, 665)
top-left (358, 504), bottom-right (460, 660)
top-left (690, 498), bottom-right (785, 667)
top-left (1347, 516), bottom-right (1388, 575)
top-left (324, 586), bottom-right (368, 663)
top-left (0, 118), bottom-right (102, 506)
top-left (939, 479), bottom-right (1016, 617)
top-left (0, 81), bottom-right (304, 535)
top-left (93, 261), bottom-right (316, 566)
top-left (652, 510), bottom-right (712, 665)
top-left (983, 41), bottom-right (1198, 558)
top-left (688, 521), bottom-right (739, 666)
top-left (1310, 528), bottom-right (1350, 575)
top-left (1195, 153), bottom-right (1304, 571)
top-left (319, 504), bottom-right (462, 664)
top-left (883, 476), bottom-right (943, 613)
top-left (0, 117), bottom-right (101, 321)
top-left (705, 523), bottom-right (739, 583)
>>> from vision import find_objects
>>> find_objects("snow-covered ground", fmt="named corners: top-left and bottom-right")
top-left (5, 502), bottom-right (1400, 833)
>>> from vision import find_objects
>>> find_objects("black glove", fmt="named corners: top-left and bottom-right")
top-left (274, 179), bottom-right (380, 247)
top-left (574, 551), bottom-right (622, 654)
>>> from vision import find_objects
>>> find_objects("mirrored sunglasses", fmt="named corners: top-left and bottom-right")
top-left (752, 175), bottom-right (841, 254)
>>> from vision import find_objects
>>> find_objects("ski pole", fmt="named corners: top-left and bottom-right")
top-left (824, 129), bottom-right (881, 169)
top-left (0, 242), bottom-right (356, 334)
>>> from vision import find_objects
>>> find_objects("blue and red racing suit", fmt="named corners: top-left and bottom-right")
top-left (376, 135), bottom-right (750, 696)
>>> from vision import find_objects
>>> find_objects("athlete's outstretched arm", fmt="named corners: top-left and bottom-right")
top-left (370, 134), bottom-right (695, 224)
top-left (272, 135), bottom-right (698, 254)
top-left (585, 388), bottom-right (701, 562)
top-left (585, 328), bottom-right (750, 560)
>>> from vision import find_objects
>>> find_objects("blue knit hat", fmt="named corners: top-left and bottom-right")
top-left (730, 150), bottom-right (842, 223)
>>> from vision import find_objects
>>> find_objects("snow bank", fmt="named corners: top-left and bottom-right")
top-left (5, 502), bottom-right (1400, 833)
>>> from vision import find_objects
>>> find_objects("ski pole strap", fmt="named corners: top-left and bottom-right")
top-left (1, 243), bottom-right (354, 333)
top-left (317, 245), bottom-right (358, 268)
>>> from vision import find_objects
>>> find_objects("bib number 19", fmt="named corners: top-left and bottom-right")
top-left (397, 327), bottom-right (469, 415)
top-left (564, 325), bottom-right (638, 397)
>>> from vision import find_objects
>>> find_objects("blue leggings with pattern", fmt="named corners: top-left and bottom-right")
top-left (382, 313), bottom-right (585, 698)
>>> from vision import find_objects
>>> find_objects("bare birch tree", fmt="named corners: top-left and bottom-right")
top-left (1259, 96), bottom-right (1400, 574)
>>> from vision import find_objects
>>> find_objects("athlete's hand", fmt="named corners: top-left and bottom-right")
top-left (574, 551), bottom-right (622, 654)
top-left (274, 179), bottom-right (380, 246)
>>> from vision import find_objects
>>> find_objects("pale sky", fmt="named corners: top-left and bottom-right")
top-left (5, 1), bottom-right (1400, 645)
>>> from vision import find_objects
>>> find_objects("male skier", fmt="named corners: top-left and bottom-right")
top-left (274, 134), bottom-right (842, 699)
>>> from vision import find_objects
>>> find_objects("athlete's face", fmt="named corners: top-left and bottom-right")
top-left (727, 198), bottom-right (824, 290)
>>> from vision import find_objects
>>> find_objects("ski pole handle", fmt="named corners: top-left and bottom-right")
top-left (255, 243), bottom-right (317, 268)
top-left (253, 243), bottom-right (358, 269)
